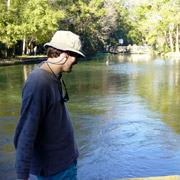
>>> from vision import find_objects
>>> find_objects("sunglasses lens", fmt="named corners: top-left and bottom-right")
top-left (63, 93), bottom-right (69, 102)
top-left (69, 51), bottom-right (78, 57)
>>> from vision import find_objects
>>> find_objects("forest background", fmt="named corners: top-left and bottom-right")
top-left (0, 0), bottom-right (180, 58)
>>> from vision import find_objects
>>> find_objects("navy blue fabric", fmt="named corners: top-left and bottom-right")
top-left (37, 160), bottom-right (77, 180)
top-left (14, 68), bottom-right (79, 179)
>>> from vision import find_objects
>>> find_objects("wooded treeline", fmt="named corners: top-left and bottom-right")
top-left (0, 0), bottom-right (180, 58)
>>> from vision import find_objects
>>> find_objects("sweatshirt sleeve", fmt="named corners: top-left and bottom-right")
top-left (14, 75), bottom-right (47, 179)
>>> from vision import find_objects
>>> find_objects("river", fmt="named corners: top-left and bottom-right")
top-left (1, 54), bottom-right (180, 180)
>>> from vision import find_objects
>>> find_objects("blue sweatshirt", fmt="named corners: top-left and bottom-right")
top-left (13, 67), bottom-right (79, 179)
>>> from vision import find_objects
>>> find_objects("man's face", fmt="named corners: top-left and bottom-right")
top-left (62, 52), bottom-right (78, 72)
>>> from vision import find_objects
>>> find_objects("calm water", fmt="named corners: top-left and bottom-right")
top-left (1, 54), bottom-right (180, 180)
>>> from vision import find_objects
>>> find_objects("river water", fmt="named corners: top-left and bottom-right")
top-left (1, 54), bottom-right (180, 180)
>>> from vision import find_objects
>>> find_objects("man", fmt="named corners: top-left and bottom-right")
top-left (14, 30), bottom-right (85, 180)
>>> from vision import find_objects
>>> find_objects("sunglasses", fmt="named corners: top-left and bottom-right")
top-left (67, 51), bottom-right (79, 58)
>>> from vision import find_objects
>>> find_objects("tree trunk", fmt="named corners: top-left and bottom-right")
top-left (4, 43), bottom-right (8, 58)
top-left (169, 28), bottom-right (174, 52)
top-left (22, 37), bottom-right (26, 55)
top-left (13, 45), bottom-right (16, 57)
top-left (7, 0), bottom-right (10, 8)
top-left (176, 26), bottom-right (179, 53)
top-left (164, 31), bottom-right (168, 52)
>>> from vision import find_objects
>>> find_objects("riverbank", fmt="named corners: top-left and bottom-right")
top-left (1, 52), bottom-right (180, 67)
top-left (165, 52), bottom-right (180, 59)
top-left (0, 55), bottom-right (47, 66)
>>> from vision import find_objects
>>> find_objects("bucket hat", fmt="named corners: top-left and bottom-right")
top-left (44, 30), bottom-right (85, 57)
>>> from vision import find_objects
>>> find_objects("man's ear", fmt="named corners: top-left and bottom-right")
top-left (55, 52), bottom-right (69, 64)
top-left (61, 52), bottom-right (69, 60)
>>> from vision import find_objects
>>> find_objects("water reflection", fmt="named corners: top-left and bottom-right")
top-left (23, 64), bottom-right (37, 81)
top-left (1, 54), bottom-right (180, 180)
top-left (117, 54), bottom-right (153, 62)
top-left (132, 58), bottom-right (180, 135)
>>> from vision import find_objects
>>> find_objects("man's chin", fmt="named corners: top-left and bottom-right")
top-left (63, 68), bottom-right (72, 73)
top-left (67, 68), bottom-right (72, 73)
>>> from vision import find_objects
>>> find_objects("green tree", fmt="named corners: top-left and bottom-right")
top-left (0, 0), bottom-right (65, 56)
top-left (115, 2), bottom-right (143, 46)
top-left (21, 0), bottom-right (65, 54)
top-left (0, 0), bottom-right (26, 56)
top-left (61, 0), bottom-right (106, 55)
top-left (131, 0), bottom-right (180, 53)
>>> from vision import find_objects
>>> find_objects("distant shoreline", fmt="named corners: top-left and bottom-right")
top-left (1, 52), bottom-right (180, 66)
top-left (0, 55), bottom-right (47, 66)
top-left (165, 52), bottom-right (180, 59)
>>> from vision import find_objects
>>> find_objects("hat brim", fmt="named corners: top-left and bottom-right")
top-left (44, 42), bottom-right (85, 58)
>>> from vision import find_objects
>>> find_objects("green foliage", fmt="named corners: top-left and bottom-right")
top-left (131, 0), bottom-right (180, 52)
top-left (22, 0), bottom-right (65, 44)
top-left (62, 0), bottom-right (107, 55)
top-left (0, 1), bottom-right (23, 47)
top-left (0, 0), bottom-right (65, 55)
top-left (2, 0), bottom-right (180, 57)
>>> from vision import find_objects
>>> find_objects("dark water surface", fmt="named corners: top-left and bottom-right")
top-left (1, 54), bottom-right (180, 180)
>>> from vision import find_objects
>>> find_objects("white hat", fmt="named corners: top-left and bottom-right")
top-left (44, 30), bottom-right (85, 57)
